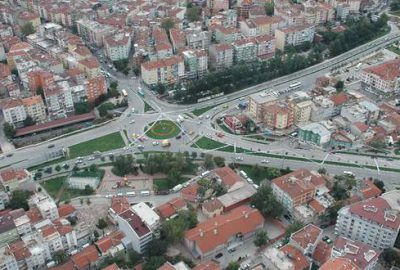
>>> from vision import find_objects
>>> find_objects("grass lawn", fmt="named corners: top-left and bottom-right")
top-left (192, 105), bottom-right (215, 116)
top-left (68, 132), bottom-right (125, 158)
top-left (218, 123), bottom-right (234, 134)
top-left (238, 164), bottom-right (286, 184)
top-left (146, 120), bottom-right (181, 139)
top-left (153, 177), bottom-right (190, 191)
top-left (387, 45), bottom-right (400, 55)
top-left (59, 189), bottom-right (87, 202)
top-left (192, 136), bottom-right (226, 149)
top-left (144, 101), bottom-right (154, 112)
top-left (42, 176), bottom-right (66, 198)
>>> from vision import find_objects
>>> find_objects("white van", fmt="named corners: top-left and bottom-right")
top-left (126, 192), bottom-right (136, 197)
top-left (140, 190), bottom-right (150, 196)
top-left (239, 170), bottom-right (247, 178)
top-left (201, 171), bottom-right (210, 177)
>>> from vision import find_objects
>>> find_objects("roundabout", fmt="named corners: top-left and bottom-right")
top-left (145, 120), bottom-right (181, 139)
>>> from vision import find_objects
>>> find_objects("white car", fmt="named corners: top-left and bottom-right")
top-left (129, 120), bottom-right (135, 124)
top-left (261, 159), bottom-right (269, 164)
top-left (88, 156), bottom-right (95, 161)
top-left (205, 115), bottom-right (210, 119)
top-left (236, 156), bottom-right (244, 161)
top-left (152, 141), bottom-right (159, 146)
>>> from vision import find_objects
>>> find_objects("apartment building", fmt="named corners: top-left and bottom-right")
top-left (233, 38), bottom-right (257, 63)
top-left (43, 85), bottom-right (74, 119)
top-left (184, 206), bottom-right (264, 259)
top-left (104, 32), bottom-right (131, 61)
top-left (182, 49), bottom-right (208, 79)
top-left (275, 24), bottom-right (315, 50)
top-left (254, 35), bottom-right (276, 60)
top-left (117, 209), bottom-right (153, 253)
top-left (186, 29), bottom-right (210, 50)
top-left (141, 56), bottom-right (184, 86)
top-left (0, 99), bottom-right (27, 125)
top-left (214, 27), bottom-right (241, 44)
top-left (292, 100), bottom-right (313, 124)
top-left (85, 76), bottom-right (107, 103)
top-left (209, 43), bottom-right (233, 70)
top-left (248, 92), bottom-right (277, 123)
top-left (76, 19), bottom-right (115, 46)
top-left (271, 169), bottom-right (326, 212)
top-left (169, 29), bottom-right (186, 54)
top-left (0, 211), bottom-right (19, 247)
top-left (0, 246), bottom-right (18, 270)
top-left (21, 95), bottom-right (47, 123)
top-left (78, 56), bottom-right (101, 79)
top-left (131, 202), bottom-right (160, 231)
top-left (29, 194), bottom-right (59, 221)
top-left (360, 58), bottom-right (400, 96)
top-left (207, 0), bottom-right (229, 13)
top-left (335, 190), bottom-right (400, 250)
top-left (332, 236), bottom-right (381, 270)
top-left (0, 168), bottom-right (31, 192)
top-left (264, 102), bottom-right (294, 130)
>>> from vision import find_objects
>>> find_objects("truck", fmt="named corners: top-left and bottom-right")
top-left (161, 139), bottom-right (171, 147)
top-left (172, 184), bottom-right (183, 193)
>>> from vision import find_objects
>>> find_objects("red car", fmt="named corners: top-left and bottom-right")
top-left (216, 132), bottom-right (224, 138)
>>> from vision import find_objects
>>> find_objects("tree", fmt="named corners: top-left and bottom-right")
top-left (254, 230), bottom-right (269, 247)
top-left (93, 230), bottom-right (100, 239)
top-left (369, 138), bottom-right (386, 152)
top-left (112, 155), bottom-right (136, 176)
top-left (283, 222), bottom-right (304, 244)
top-left (227, 261), bottom-right (240, 270)
top-left (74, 101), bottom-right (90, 114)
top-left (161, 17), bottom-right (175, 32)
top-left (318, 168), bottom-right (327, 175)
top-left (251, 185), bottom-right (283, 217)
top-left (380, 248), bottom-right (400, 267)
top-left (89, 164), bottom-right (97, 172)
top-left (143, 256), bottom-right (166, 270)
top-left (213, 156), bottom-right (225, 167)
top-left (53, 250), bottom-right (67, 264)
top-left (335, 80), bottom-right (344, 92)
top-left (187, 6), bottom-right (201, 22)
top-left (55, 165), bottom-right (61, 172)
top-left (9, 190), bottom-right (31, 210)
top-left (84, 185), bottom-right (94, 195)
top-left (3, 123), bottom-right (16, 138)
top-left (191, 152), bottom-right (198, 159)
top-left (97, 218), bottom-right (108, 229)
top-left (264, 2), bottom-right (274, 15)
top-left (203, 154), bottom-right (214, 169)
top-left (23, 115), bottom-right (36, 126)
top-left (21, 22), bottom-right (35, 36)
top-left (320, 202), bottom-right (342, 224)
top-left (161, 210), bottom-right (198, 243)
top-left (373, 179), bottom-right (385, 193)
top-left (146, 239), bottom-right (168, 257)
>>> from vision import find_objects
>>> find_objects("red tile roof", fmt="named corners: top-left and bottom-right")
top-left (360, 180), bottom-right (382, 199)
top-left (26, 207), bottom-right (43, 223)
top-left (118, 210), bottom-right (151, 237)
top-left (102, 263), bottom-right (120, 270)
top-left (185, 206), bottom-right (264, 254)
top-left (349, 197), bottom-right (400, 230)
top-left (272, 169), bottom-right (325, 199)
top-left (95, 230), bottom-right (125, 254)
top-left (352, 122), bottom-right (369, 133)
top-left (213, 166), bottom-right (242, 188)
top-left (364, 58), bottom-right (400, 81)
top-left (0, 168), bottom-right (28, 182)
top-left (330, 92), bottom-right (349, 106)
top-left (319, 257), bottom-right (360, 270)
top-left (156, 197), bottom-right (187, 219)
top-left (181, 183), bottom-right (199, 202)
top-left (58, 204), bottom-right (76, 217)
top-left (333, 236), bottom-right (381, 270)
top-left (111, 197), bottom-right (130, 215)
top-left (50, 260), bottom-right (75, 270)
top-left (157, 262), bottom-right (175, 270)
top-left (290, 224), bottom-right (322, 250)
top-left (71, 245), bottom-right (99, 269)
top-left (312, 241), bottom-right (331, 266)
top-left (41, 224), bottom-right (58, 238)
top-left (279, 245), bottom-right (310, 270)
top-left (192, 260), bottom-right (220, 270)
top-left (9, 240), bottom-right (31, 260)
top-left (309, 199), bottom-right (326, 215)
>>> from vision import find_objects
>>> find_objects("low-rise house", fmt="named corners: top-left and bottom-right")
top-left (289, 224), bottom-right (322, 255)
top-left (0, 168), bottom-right (31, 192)
top-left (202, 199), bottom-right (224, 218)
top-left (95, 231), bottom-right (125, 256)
top-left (298, 122), bottom-right (331, 147)
top-left (217, 184), bottom-right (257, 212)
top-left (213, 166), bottom-right (244, 192)
top-left (29, 194), bottom-right (59, 221)
top-left (155, 198), bottom-right (187, 220)
top-left (184, 206), bottom-right (264, 259)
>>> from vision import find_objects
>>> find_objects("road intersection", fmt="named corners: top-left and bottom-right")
top-left (2, 26), bottom-right (400, 188)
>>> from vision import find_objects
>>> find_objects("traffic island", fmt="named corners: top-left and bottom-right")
top-left (145, 120), bottom-right (181, 139)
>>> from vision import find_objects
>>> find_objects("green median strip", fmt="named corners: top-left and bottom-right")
top-left (191, 105), bottom-right (216, 116)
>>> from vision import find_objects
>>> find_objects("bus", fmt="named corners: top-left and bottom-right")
top-left (121, 89), bottom-right (128, 97)
top-left (288, 82), bottom-right (302, 90)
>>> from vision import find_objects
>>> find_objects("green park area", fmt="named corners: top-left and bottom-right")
top-left (191, 105), bottom-right (215, 116)
top-left (145, 120), bottom-right (181, 139)
top-left (68, 132), bottom-right (125, 158)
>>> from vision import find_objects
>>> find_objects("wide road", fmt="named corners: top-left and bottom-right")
top-left (2, 23), bottom-right (400, 187)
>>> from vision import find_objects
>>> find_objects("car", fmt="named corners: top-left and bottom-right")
top-left (236, 156), bottom-right (244, 161)
top-left (131, 108), bottom-right (135, 113)
top-left (216, 132), bottom-right (224, 138)
top-left (176, 135), bottom-right (182, 139)
top-left (0, 155), bottom-right (4, 160)
top-left (223, 105), bottom-right (229, 109)
top-left (6, 153), bottom-right (13, 157)
top-left (137, 145), bottom-right (145, 149)
top-left (48, 144), bottom-right (55, 148)
top-left (205, 115), bottom-right (210, 119)
top-left (283, 214), bottom-right (291, 221)
top-left (199, 116), bottom-right (203, 120)
top-left (188, 130), bottom-right (194, 135)
top-left (261, 159), bottom-right (269, 164)
top-left (88, 157), bottom-right (95, 161)
top-left (322, 236), bottom-right (329, 241)
top-left (228, 247), bottom-right (236, 253)
top-left (129, 120), bottom-right (135, 124)
top-left (215, 253), bottom-right (223, 259)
